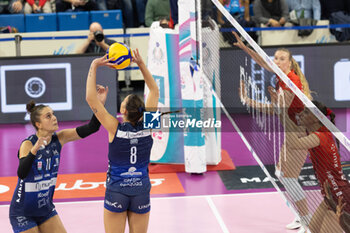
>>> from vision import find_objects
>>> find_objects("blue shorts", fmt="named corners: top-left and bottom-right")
top-left (9, 208), bottom-right (57, 233)
top-left (104, 189), bottom-right (150, 214)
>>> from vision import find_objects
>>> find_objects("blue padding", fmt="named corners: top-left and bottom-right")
top-left (25, 13), bottom-right (57, 32)
top-left (0, 14), bottom-right (25, 32)
top-left (57, 12), bottom-right (89, 31)
top-left (90, 10), bottom-right (123, 29)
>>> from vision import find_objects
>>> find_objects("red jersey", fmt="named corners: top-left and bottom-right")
top-left (309, 126), bottom-right (350, 212)
top-left (276, 70), bottom-right (304, 124)
top-left (26, 0), bottom-right (47, 7)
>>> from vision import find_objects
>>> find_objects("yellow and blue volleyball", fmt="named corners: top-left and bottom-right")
top-left (106, 42), bottom-right (133, 70)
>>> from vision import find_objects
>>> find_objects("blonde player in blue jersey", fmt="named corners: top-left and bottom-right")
top-left (9, 87), bottom-right (108, 233)
top-left (86, 49), bottom-right (159, 233)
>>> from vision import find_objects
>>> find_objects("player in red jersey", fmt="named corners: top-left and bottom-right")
top-left (233, 31), bottom-right (313, 232)
top-left (288, 99), bottom-right (350, 233)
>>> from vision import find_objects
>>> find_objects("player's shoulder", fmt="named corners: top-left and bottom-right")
top-left (288, 70), bottom-right (301, 82)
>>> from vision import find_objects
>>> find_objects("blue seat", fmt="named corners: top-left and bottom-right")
top-left (57, 12), bottom-right (89, 31)
top-left (25, 13), bottom-right (57, 32)
top-left (90, 10), bottom-right (123, 29)
top-left (0, 14), bottom-right (25, 32)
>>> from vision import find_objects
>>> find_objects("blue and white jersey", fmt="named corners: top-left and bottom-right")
top-left (10, 133), bottom-right (61, 217)
top-left (106, 122), bottom-right (153, 196)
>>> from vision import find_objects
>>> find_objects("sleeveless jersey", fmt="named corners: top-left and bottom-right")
top-left (309, 126), bottom-right (350, 211)
top-left (106, 121), bottom-right (153, 196)
top-left (9, 133), bottom-right (62, 217)
top-left (276, 70), bottom-right (304, 124)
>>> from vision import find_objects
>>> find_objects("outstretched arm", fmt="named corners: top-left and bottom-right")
top-left (133, 49), bottom-right (159, 111)
top-left (86, 56), bottom-right (119, 137)
top-left (57, 84), bottom-right (109, 146)
top-left (232, 32), bottom-right (273, 72)
top-left (240, 80), bottom-right (274, 114)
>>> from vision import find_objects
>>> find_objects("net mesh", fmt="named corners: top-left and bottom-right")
top-left (198, 0), bottom-right (350, 231)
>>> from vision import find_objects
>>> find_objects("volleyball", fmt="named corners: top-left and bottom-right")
top-left (106, 42), bottom-right (133, 70)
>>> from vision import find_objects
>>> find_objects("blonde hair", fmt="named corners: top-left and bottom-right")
top-left (277, 48), bottom-right (313, 100)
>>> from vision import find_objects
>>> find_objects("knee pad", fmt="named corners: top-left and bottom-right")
top-left (276, 171), bottom-right (305, 202)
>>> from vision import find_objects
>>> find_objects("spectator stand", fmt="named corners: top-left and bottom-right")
top-left (260, 20), bottom-right (337, 45)
top-left (0, 14), bottom-right (25, 32)
top-left (124, 27), bottom-right (150, 83)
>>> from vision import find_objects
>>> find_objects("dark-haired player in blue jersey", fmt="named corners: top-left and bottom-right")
top-left (9, 85), bottom-right (108, 233)
top-left (86, 49), bottom-right (159, 233)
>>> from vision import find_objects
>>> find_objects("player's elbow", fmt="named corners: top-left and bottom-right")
top-left (17, 168), bottom-right (26, 180)
top-left (155, 89), bottom-right (159, 99)
top-left (85, 93), bottom-right (95, 104)
top-left (85, 96), bottom-right (96, 110)
top-left (151, 88), bottom-right (159, 100)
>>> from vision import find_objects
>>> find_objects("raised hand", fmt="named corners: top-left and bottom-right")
top-left (323, 180), bottom-right (337, 211)
top-left (232, 31), bottom-right (246, 50)
top-left (96, 84), bottom-right (109, 105)
top-left (33, 136), bottom-right (50, 153)
top-left (268, 86), bottom-right (277, 104)
top-left (132, 49), bottom-right (145, 67)
top-left (92, 55), bottom-right (115, 69)
top-left (336, 196), bottom-right (346, 223)
top-left (12, 1), bottom-right (23, 12)
top-left (88, 31), bottom-right (94, 42)
top-left (239, 80), bottom-right (249, 104)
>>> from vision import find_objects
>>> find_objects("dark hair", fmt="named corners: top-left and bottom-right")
top-left (26, 100), bottom-right (47, 130)
top-left (312, 100), bottom-right (339, 148)
top-left (125, 94), bottom-right (145, 125)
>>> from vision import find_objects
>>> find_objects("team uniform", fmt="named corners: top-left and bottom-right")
top-left (104, 121), bottom-right (153, 214)
top-left (309, 126), bottom-right (350, 231)
top-left (9, 134), bottom-right (61, 233)
top-left (276, 69), bottom-right (304, 125)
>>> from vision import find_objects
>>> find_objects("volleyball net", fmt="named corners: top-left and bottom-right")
top-left (196, 0), bottom-right (350, 231)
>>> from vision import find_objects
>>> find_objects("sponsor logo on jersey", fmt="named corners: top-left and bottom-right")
top-left (37, 190), bottom-right (50, 198)
top-left (130, 139), bottom-right (138, 145)
top-left (37, 161), bottom-right (42, 171)
top-left (105, 200), bottom-right (122, 209)
top-left (34, 175), bottom-right (43, 181)
top-left (25, 178), bottom-right (57, 192)
top-left (138, 203), bottom-right (150, 210)
top-left (16, 180), bottom-right (24, 203)
top-left (16, 216), bottom-right (29, 227)
top-left (120, 167), bottom-right (142, 177)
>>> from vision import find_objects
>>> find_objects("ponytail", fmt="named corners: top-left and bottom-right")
top-left (291, 58), bottom-right (313, 100)
top-left (160, 110), bottom-right (181, 116)
top-left (26, 100), bottom-right (47, 131)
top-left (312, 101), bottom-right (339, 149)
top-left (276, 48), bottom-right (313, 100)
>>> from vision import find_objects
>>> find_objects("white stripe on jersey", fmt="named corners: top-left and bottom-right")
top-left (116, 130), bottom-right (151, 139)
top-left (25, 177), bottom-right (57, 192)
